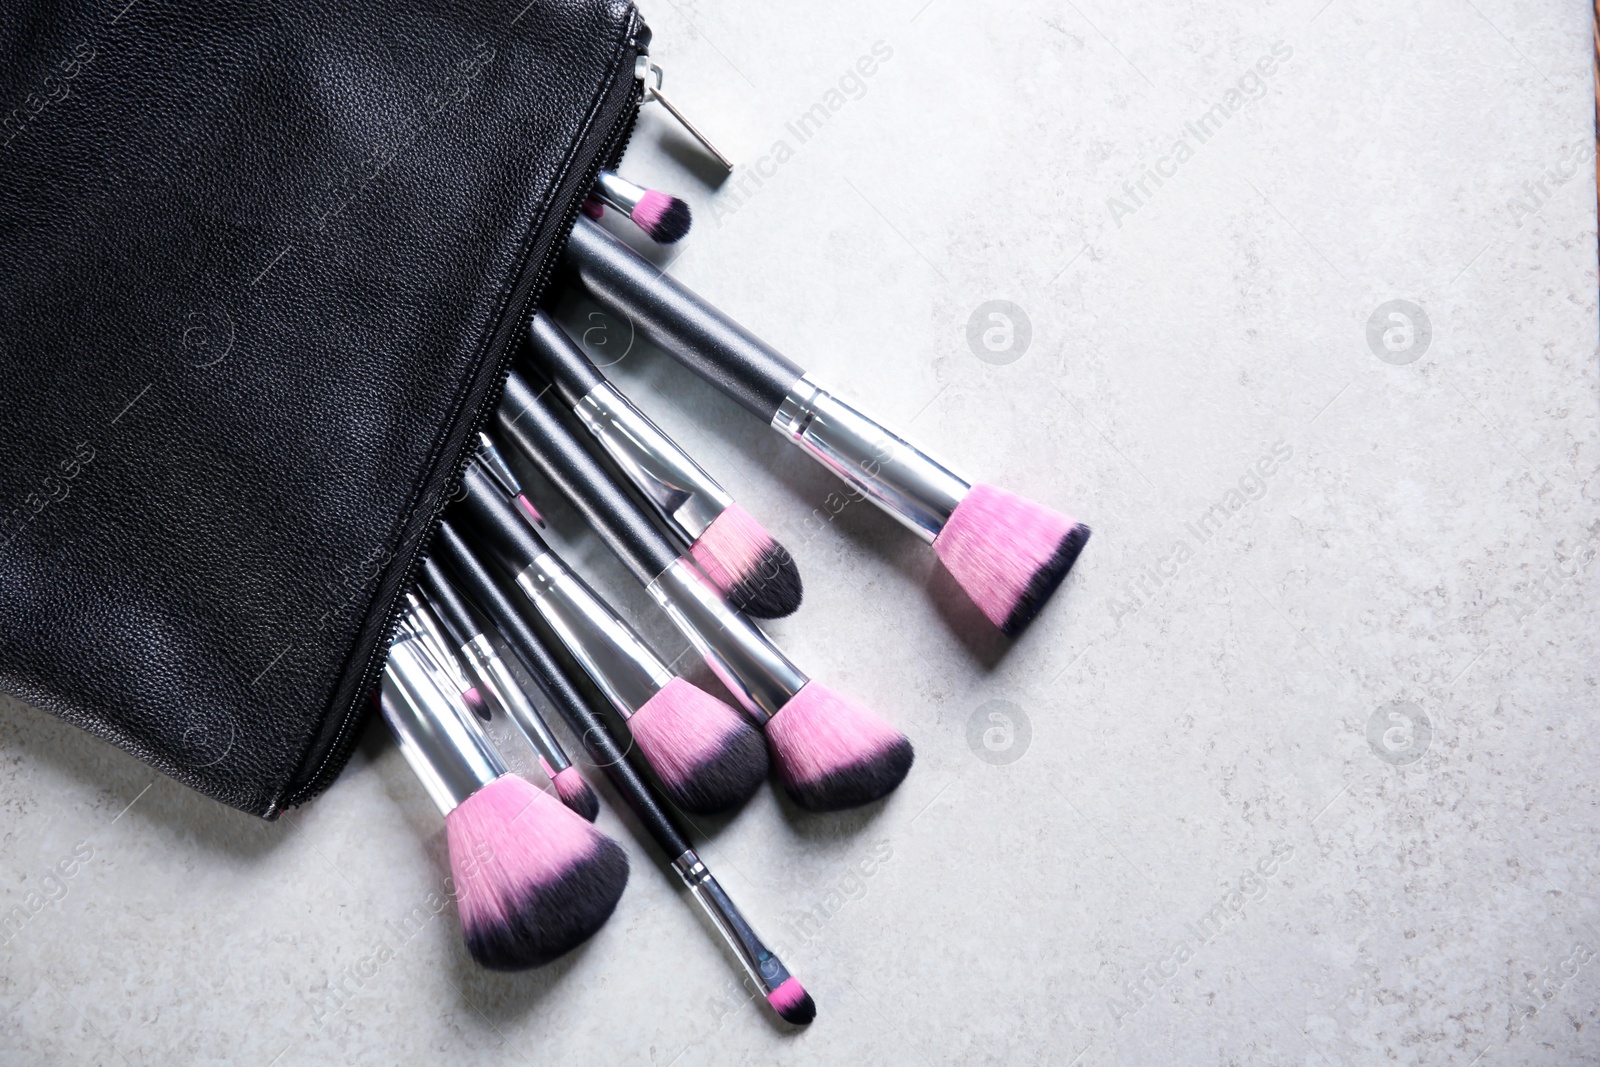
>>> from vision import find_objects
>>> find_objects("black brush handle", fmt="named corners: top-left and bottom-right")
top-left (528, 310), bottom-right (604, 408)
top-left (564, 216), bottom-right (804, 421)
top-left (455, 460), bottom-right (553, 577)
top-left (497, 368), bottom-right (679, 583)
top-left (418, 557), bottom-right (484, 646)
top-left (434, 519), bottom-right (692, 857)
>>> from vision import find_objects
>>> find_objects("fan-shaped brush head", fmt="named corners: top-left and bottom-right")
top-left (764, 682), bottom-right (913, 812)
top-left (550, 765), bottom-right (600, 822)
top-left (631, 189), bottom-right (692, 244)
top-left (627, 678), bottom-right (768, 814)
top-left (688, 504), bottom-right (803, 619)
top-left (446, 773), bottom-right (629, 970)
top-left (767, 977), bottom-right (817, 1025)
top-left (932, 483), bottom-right (1089, 638)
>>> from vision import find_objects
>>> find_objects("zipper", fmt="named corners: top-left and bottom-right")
top-left (276, 12), bottom-right (649, 815)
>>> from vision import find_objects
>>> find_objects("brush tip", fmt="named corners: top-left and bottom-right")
top-left (513, 493), bottom-right (546, 529)
top-left (767, 977), bottom-right (817, 1025)
top-left (766, 682), bottom-right (914, 813)
top-left (552, 766), bottom-right (601, 822)
top-left (689, 504), bottom-right (803, 619)
top-left (631, 189), bottom-right (692, 243)
top-left (447, 774), bottom-right (629, 970)
top-left (932, 484), bottom-right (1089, 638)
top-left (628, 678), bottom-right (769, 814)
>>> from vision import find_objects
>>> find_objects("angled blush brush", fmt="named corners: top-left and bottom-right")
top-left (526, 309), bottom-right (802, 619)
top-left (418, 558), bottom-right (599, 821)
top-left (432, 519), bottom-right (815, 1025)
top-left (584, 169), bottom-right (692, 244)
top-left (380, 606), bottom-right (629, 970)
top-left (456, 463), bottom-right (767, 816)
top-left (563, 215), bottom-right (1089, 637)
top-left (495, 368), bottom-right (913, 812)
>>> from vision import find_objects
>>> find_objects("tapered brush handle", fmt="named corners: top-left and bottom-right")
top-left (418, 557), bottom-right (484, 647)
top-left (434, 519), bottom-right (692, 857)
top-left (529, 310), bottom-right (605, 407)
top-left (497, 368), bottom-right (680, 582)
top-left (564, 216), bottom-right (803, 421)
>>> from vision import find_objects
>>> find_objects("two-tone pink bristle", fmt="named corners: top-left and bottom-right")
top-left (445, 773), bottom-right (629, 970)
top-left (764, 683), bottom-right (914, 812)
top-left (629, 189), bottom-right (692, 244)
top-left (688, 503), bottom-right (803, 619)
top-left (627, 677), bottom-right (767, 814)
top-left (549, 764), bottom-right (600, 822)
top-left (461, 686), bottom-right (491, 722)
top-left (932, 483), bottom-right (1090, 638)
top-left (513, 493), bottom-right (545, 529)
top-left (766, 977), bottom-right (817, 1025)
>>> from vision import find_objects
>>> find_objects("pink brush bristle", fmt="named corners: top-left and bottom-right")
top-left (766, 977), bottom-right (817, 1025)
top-left (582, 198), bottom-right (605, 219)
top-left (551, 765), bottom-right (600, 822)
top-left (445, 773), bottom-right (629, 970)
top-left (688, 504), bottom-right (802, 619)
top-left (513, 493), bottom-right (546, 529)
top-left (627, 677), bottom-right (768, 814)
top-left (629, 189), bottom-right (692, 244)
top-left (461, 686), bottom-right (491, 722)
top-left (932, 483), bottom-right (1090, 638)
top-left (764, 682), bottom-right (913, 812)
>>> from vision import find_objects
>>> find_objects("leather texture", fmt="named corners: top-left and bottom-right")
top-left (565, 216), bottom-right (804, 420)
top-left (0, 0), bottom-right (645, 817)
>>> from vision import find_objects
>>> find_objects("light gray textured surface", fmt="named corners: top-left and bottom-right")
top-left (3, 0), bottom-right (1598, 1063)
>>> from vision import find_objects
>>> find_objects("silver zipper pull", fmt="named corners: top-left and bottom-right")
top-left (635, 57), bottom-right (733, 171)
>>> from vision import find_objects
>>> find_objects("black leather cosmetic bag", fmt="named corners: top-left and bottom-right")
top-left (0, 0), bottom-right (647, 816)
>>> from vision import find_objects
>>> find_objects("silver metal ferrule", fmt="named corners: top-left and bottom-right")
top-left (646, 558), bottom-right (807, 722)
top-left (514, 551), bottom-right (675, 718)
top-left (772, 375), bottom-right (971, 543)
top-left (674, 849), bottom-right (789, 997)
top-left (574, 381), bottom-right (733, 543)
top-left (404, 594), bottom-right (475, 697)
top-left (474, 432), bottom-right (524, 498)
top-left (380, 627), bottom-right (507, 816)
top-left (593, 170), bottom-right (646, 215)
top-left (461, 632), bottom-right (570, 774)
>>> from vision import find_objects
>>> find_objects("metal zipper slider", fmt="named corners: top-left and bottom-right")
top-left (635, 57), bottom-right (733, 171)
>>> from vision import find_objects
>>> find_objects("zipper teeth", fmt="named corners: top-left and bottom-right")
top-left (278, 18), bottom-right (648, 814)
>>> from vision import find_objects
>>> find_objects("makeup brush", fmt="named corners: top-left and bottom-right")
top-left (495, 369), bottom-right (913, 812)
top-left (418, 558), bottom-right (599, 821)
top-left (380, 606), bottom-right (629, 970)
top-left (457, 463), bottom-right (767, 815)
top-left (563, 215), bottom-right (1089, 637)
top-left (404, 590), bottom-right (494, 721)
top-left (474, 430), bottom-right (544, 529)
top-left (584, 170), bottom-right (692, 244)
top-left (433, 521), bottom-right (815, 1024)
top-left (526, 310), bottom-right (802, 619)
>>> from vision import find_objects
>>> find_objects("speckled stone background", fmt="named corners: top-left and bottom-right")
top-left (3, 0), bottom-right (1598, 1063)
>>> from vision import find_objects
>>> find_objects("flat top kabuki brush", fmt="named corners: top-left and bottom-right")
top-left (495, 368), bottom-right (914, 812)
top-left (418, 558), bottom-right (599, 821)
top-left (379, 606), bottom-right (629, 971)
top-left (563, 215), bottom-right (1090, 637)
top-left (456, 462), bottom-right (767, 816)
top-left (527, 309), bottom-right (802, 619)
top-left (433, 520), bottom-right (815, 1025)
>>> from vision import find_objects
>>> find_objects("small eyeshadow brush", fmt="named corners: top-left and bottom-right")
top-left (418, 558), bottom-right (599, 821)
top-left (433, 519), bottom-right (816, 1024)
